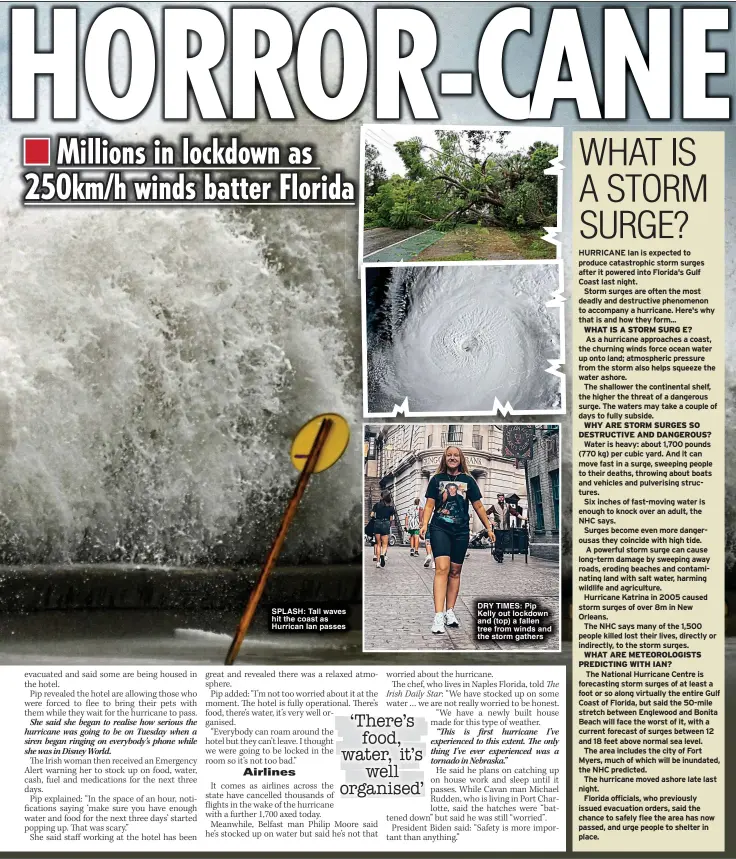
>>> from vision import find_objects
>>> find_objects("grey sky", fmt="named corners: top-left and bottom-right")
top-left (364, 125), bottom-right (563, 178)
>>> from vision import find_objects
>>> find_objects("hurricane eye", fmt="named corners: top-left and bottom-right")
top-left (366, 264), bottom-right (561, 413)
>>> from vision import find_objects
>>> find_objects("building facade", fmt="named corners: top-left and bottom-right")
top-left (525, 425), bottom-right (560, 560)
top-left (364, 424), bottom-right (527, 538)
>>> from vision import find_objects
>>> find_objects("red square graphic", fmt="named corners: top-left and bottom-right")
top-left (23, 138), bottom-right (51, 166)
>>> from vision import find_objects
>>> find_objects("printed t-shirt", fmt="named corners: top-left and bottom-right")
top-left (425, 473), bottom-right (482, 534)
top-left (406, 507), bottom-right (420, 529)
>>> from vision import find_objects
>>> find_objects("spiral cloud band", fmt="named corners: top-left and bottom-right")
top-left (366, 264), bottom-right (563, 415)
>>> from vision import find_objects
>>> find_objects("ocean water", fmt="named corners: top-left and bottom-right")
top-left (366, 264), bottom-right (563, 414)
top-left (0, 126), bottom-right (362, 565)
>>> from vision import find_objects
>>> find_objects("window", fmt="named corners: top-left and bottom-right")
top-left (549, 469), bottom-right (559, 531)
top-left (531, 476), bottom-right (544, 532)
top-left (447, 425), bottom-right (463, 444)
top-left (427, 434), bottom-right (433, 448)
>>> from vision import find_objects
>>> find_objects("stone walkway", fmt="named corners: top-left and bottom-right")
top-left (363, 546), bottom-right (560, 653)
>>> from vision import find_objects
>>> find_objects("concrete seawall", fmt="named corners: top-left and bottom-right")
top-left (1, 567), bottom-right (732, 643)
top-left (0, 565), bottom-right (362, 612)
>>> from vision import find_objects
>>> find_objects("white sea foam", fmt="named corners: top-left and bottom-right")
top-left (0, 159), bottom-right (360, 564)
top-left (174, 628), bottom-right (231, 642)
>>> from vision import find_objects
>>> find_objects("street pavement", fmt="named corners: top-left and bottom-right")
top-left (362, 228), bottom-right (445, 262)
top-left (362, 226), bottom-right (426, 256)
top-left (363, 545), bottom-right (560, 653)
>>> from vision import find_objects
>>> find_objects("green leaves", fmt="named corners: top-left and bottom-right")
top-left (365, 133), bottom-right (558, 230)
top-left (364, 144), bottom-right (388, 198)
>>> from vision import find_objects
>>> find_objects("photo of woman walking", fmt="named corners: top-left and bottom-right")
top-left (363, 423), bottom-right (560, 652)
top-left (371, 490), bottom-right (396, 568)
top-left (420, 446), bottom-right (495, 634)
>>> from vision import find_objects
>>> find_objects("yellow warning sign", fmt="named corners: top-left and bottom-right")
top-left (289, 413), bottom-right (350, 474)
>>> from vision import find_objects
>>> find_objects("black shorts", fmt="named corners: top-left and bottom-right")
top-left (374, 520), bottom-right (391, 536)
top-left (428, 527), bottom-right (469, 564)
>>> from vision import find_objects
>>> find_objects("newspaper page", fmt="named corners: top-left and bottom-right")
top-left (0, 3), bottom-right (731, 857)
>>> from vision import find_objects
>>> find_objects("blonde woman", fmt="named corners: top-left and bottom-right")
top-left (419, 446), bottom-right (495, 634)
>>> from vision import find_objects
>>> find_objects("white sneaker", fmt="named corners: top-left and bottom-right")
top-left (444, 609), bottom-right (459, 628)
top-left (423, 556), bottom-right (432, 568)
top-left (431, 612), bottom-right (445, 634)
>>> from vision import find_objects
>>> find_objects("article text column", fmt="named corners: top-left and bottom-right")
top-left (572, 132), bottom-right (724, 852)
